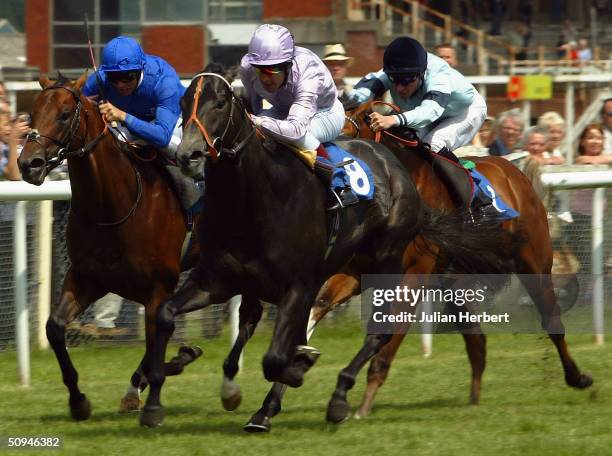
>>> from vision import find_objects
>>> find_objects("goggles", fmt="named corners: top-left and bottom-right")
top-left (107, 70), bottom-right (140, 84)
top-left (254, 65), bottom-right (286, 76)
top-left (388, 73), bottom-right (420, 86)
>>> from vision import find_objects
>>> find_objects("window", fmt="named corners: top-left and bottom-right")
top-left (145, 0), bottom-right (202, 21)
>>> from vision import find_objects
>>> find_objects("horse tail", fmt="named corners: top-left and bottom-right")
top-left (418, 207), bottom-right (523, 275)
top-left (519, 156), bottom-right (546, 200)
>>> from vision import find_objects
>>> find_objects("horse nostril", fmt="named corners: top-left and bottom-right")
top-left (29, 157), bottom-right (46, 170)
top-left (189, 150), bottom-right (204, 161)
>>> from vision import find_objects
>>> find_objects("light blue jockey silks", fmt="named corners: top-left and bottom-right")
top-left (240, 46), bottom-right (338, 142)
top-left (345, 53), bottom-right (476, 130)
top-left (82, 37), bottom-right (185, 149)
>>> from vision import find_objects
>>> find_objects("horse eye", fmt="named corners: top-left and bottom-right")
top-left (215, 100), bottom-right (225, 109)
top-left (59, 111), bottom-right (71, 122)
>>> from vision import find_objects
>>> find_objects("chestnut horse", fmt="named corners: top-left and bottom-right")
top-left (317, 101), bottom-right (593, 422)
top-left (18, 74), bottom-right (204, 421)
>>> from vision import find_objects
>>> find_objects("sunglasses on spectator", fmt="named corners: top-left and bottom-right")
top-left (107, 71), bottom-right (140, 84)
top-left (605, 111), bottom-right (612, 116)
top-left (388, 73), bottom-right (420, 86)
top-left (254, 65), bottom-right (286, 76)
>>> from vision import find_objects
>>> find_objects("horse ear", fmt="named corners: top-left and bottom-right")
top-left (75, 71), bottom-right (89, 89)
top-left (39, 74), bottom-right (53, 89)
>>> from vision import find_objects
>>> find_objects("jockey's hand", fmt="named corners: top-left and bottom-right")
top-left (250, 114), bottom-right (264, 127)
top-left (99, 101), bottom-right (127, 123)
top-left (369, 112), bottom-right (398, 132)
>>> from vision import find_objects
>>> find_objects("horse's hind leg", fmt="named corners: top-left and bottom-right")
top-left (517, 270), bottom-right (593, 389)
top-left (221, 295), bottom-right (263, 411)
top-left (46, 269), bottom-right (104, 421)
top-left (462, 333), bottom-right (486, 404)
top-left (354, 333), bottom-right (405, 419)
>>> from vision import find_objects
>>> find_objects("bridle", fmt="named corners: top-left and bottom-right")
top-left (184, 72), bottom-right (255, 161)
top-left (25, 85), bottom-right (108, 173)
top-left (26, 83), bottom-right (141, 227)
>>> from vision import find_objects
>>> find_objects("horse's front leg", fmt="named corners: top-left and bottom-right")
top-left (262, 281), bottom-right (318, 387)
top-left (221, 294), bottom-right (263, 411)
top-left (120, 286), bottom-right (204, 413)
top-left (46, 268), bottom-right (105, 421)
top-left (140, 269), bottom-right (233, 427)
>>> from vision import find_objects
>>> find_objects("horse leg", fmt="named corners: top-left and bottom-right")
top-left (517, 271), bottom-right (593, 389)
top-left (120, 288), bottom-right (204, 413)
top-left (326, 332), bottom-right (393, 423)
top-left (221, 295), bottom-right (263, 411)
top-left (244, 273), bottom-right (360, 433)
top-left (461, 333), bottom-right (486, 404)
top-left (141, 272), bottom-right (233, 427)
top-left (354, 333), bottom-right (405, 419)
top-left (262, 282), bottom-right (317, 387)
top-left (46, 269), bottom-right (104, 421)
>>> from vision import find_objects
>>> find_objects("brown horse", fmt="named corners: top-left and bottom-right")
top-left (17, 74), bottom-right (205, 421)
top-left (318, 101), bottom-right (593, 423)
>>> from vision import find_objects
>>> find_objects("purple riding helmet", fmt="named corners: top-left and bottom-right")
top-left (245, 24), bottom-right (295, 66)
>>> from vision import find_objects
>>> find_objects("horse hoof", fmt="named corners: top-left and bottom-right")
top-left (567, 373), bottom-right (593, 389)
top-left (69, 394), bottom-right (91, 421)
top-left (326, 397), bottom-right (350, 424)
top-left (179, 345), bottom-right (203, 362)
top-left (140, 405), bottom-right (165, 427)
top-left (243, 413), bottom-right (271, 433)
top-left (119, 393), bottom-right (143, 413)
top-left (222, 391), bottom-right (242, 411)
top-left (354, 406), bottom-right (370, 420)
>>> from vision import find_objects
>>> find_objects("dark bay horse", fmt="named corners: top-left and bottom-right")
top-left (314, 101), bottom-right (593, 422)
top-left (17, 74), bottom-right (203, 421)
top-left (139, 72), bottom-right (515, 429)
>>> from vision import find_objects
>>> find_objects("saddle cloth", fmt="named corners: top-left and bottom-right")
top-left (317, 142), bottom-right (375, 201)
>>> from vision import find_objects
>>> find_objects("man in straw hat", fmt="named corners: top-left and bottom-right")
top-left (322, 44), bottom-right (354, 98)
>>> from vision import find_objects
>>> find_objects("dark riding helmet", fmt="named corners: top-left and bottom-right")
top-left (383, 37), bottom-right (428, 76)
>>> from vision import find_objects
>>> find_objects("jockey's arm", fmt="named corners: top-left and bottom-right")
top-left (252, 70), bottom-right (322, 142)
top-left (124, 103), bottom-right (178, 148)
top-left (392, 66), bottom-right (453, 129)
top-left (343, 70), bottom-right (389, 108)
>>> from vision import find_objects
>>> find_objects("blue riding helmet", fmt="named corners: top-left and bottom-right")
top-left (100, 36), bottom-right (146, 73)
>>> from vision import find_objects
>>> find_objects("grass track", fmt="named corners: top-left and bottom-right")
top-left (1, 317), bottom-right (611, 456)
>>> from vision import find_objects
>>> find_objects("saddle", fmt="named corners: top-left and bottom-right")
top-left (385, 127), bottom-right (474, 209)
top-left (119, 143), bottom-right (203, 230)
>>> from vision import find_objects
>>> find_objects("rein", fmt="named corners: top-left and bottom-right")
top-left (184, 72), bottom-right (255, 161)
top-left (370, 101), bottom-right (419, 148)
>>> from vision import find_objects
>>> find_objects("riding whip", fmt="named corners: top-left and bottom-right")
top-left (83, 13), bottom-right (117, 128)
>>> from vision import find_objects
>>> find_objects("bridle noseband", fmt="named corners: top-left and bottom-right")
top-left (25, 85), bottom-right (108, 172)
top-left (184, 72), bottom-right (255, 161)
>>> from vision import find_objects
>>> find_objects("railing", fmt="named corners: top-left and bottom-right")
top-left (2, 167), bottom-right (611, 382)
top-left (346, 0), bottom-right (609, 75)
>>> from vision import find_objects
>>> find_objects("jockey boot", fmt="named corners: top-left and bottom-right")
top-left (328, 187), bottom-right (359, 211)
top-left (436, 146), bottom-right (461, 164)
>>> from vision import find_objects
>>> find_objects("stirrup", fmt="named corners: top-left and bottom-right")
top-left (328, 187), bottom-right (359, 211)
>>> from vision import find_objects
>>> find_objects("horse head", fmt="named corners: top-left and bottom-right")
top-left (18, 72), bottom-right (90, 185)
top-left (177, 64), bottom-right (247, 178)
